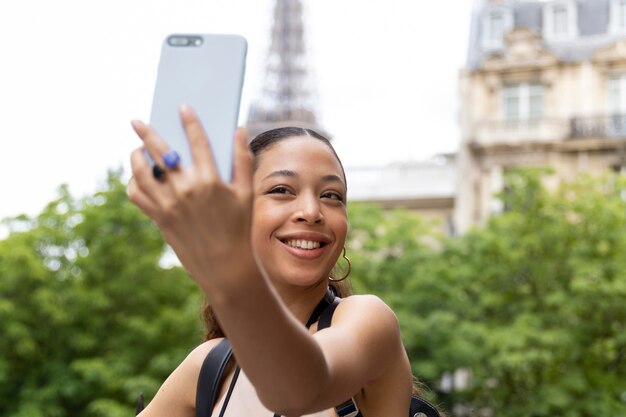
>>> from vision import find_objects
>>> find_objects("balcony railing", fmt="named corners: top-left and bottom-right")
top-left (473, 118), bottom-right (570, 145)
top-left (473, 115), bottom-right (626, 145)
top-left (570, 114), bottom-right (626, 139)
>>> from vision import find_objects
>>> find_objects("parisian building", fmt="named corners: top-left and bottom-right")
top-left (456, 0), bottom-right (626, 233)
top-left (247, 0), bottom-right (626, 237)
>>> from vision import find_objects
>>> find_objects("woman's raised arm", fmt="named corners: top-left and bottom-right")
top-left (128, 106), bottom-right (412, 416)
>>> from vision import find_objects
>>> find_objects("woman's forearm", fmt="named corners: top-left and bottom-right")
top-left (202, 252), bottom-right (331, 415)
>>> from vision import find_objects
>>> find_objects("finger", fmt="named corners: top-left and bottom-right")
top-left (130, 147), bottom-right (166, 192)
top-left (127, 176), bottom-right (160, 219)
top-left (131, 119), bottom-right (170, 168)
top-left (179, 105), bottom-right (219, 178)
top-left (231, 127), bottom-right (253, 196)
top-left (131, 147), bottom-right (182, 221)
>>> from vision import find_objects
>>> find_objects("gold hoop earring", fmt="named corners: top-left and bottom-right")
top-left (329, 247), bottom-right (351, 282)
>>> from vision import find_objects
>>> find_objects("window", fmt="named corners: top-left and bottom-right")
top-left (487, 12), bottom-right (504, 44)
top-left (482, 7), bottom-right (513, 49)
top-left (502, 82), bottom-right (544, 121)
top-left (543, 1), bottom-right (578, 41)
top-left (608, 74), bottom-right (626, 114)
top-left (607, 74), bottom-right (626, 136)
top-left (618, 0), bottom-right (626, 30)
top-left (610, 0), bottom-right (626, 34)
top-left (553, 5), bottom-right (569, 36)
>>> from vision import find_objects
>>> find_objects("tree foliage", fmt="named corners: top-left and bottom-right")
top-left (2, 168), bottom-right (625, 416)
top-left (0, 170), bottom-right (202, 417)
top-left (347, 169), bottom-right (626, 416)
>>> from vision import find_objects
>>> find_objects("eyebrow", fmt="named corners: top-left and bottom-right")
top-left (321, 174), bottom-right (345, 186)
top-left (262, 170), bottom-right (346, 188)
top-left (263, 169), bottom-right (297, 181)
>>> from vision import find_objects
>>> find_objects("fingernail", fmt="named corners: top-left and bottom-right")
top-left (179, 104), bottom-right (192, 116)
top-left (131, 119), bottom-right (145, 129)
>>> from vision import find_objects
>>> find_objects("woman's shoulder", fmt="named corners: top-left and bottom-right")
top-left (316, 292), bottom-right (407, 374)
top-left (185, 337), bottom-right (225, 367)
top-left (138, 338), bottom-right (225, 417)
top-left (329, 294), bottom-right (413, 415)
top-left (333, 293), bottom-right (401, 334)
top-left (339, 293), bottom-right (395, 311)
top-left (166, 337), bottom-right (225, 393)
top-left (177, 337), bottom-right (226, 396)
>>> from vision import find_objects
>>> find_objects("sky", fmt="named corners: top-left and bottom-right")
top-left (0, 0), bottom-right (475, 223)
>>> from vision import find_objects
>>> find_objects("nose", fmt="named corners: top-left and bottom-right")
top-left (293, 193), bottom-right (324, 224)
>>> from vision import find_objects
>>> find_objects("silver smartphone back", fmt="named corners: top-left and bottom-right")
top-left (149, 34), bottom-right (247, 182)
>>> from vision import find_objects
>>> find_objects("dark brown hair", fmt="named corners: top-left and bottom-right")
top-left (249, 126), bottom-right (347, 192)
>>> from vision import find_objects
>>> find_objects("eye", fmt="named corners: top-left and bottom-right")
top-left (267, 186), bottom-right (291, 195)
top-left (321, 191), bottom-right (344, 202)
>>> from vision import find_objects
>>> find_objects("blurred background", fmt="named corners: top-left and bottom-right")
top-left (0, 0), bottom-right (470, 227)
top-left (1, 0), bottom-right (626, 416)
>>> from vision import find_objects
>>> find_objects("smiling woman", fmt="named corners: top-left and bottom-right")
top-left (128, 109), bottom-right (443, 417)
top-left (250, 130), bottom-right (348, 293)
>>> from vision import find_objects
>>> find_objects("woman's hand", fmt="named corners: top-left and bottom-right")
top-left (127, 105), bottom-right (255, 293)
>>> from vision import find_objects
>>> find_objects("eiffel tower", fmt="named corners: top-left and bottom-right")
top-left (246, 0), bottom-right (327, 139)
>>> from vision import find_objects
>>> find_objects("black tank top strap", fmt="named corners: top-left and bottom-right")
top-left (217, 366), bottom-right (241, 417)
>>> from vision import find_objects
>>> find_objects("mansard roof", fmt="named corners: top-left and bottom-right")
top-left (467, 0), bottom-right (618, 70)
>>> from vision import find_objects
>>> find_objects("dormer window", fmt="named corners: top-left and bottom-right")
top-left (543, 0), bottom-right (578, 41)
top-left (482, 7), bottom-right (513, 49)
top-left (609, 0), bottom-right (626, 34)
top-left (553, 4), bottom-right (569, 35)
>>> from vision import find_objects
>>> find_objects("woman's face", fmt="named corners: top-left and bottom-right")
top-left (251, 136), bottom-right (348, 289)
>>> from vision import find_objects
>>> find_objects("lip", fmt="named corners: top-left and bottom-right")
top-left (276, 232), bottom-right (332, 260)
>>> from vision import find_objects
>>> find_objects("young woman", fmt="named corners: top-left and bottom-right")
top-left (127, 105), bottom-right (415, 417)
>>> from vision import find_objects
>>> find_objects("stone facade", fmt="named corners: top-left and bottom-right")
top-left (456, 0), bottom-right (626, 233)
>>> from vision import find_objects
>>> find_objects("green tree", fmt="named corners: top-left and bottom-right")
top-left (450, 169), bottom-right (626, 417)
top-left (0, 170), bottom-right (202, 417)
top-left (3, 167), bottom-right (625, 417)
top-left (346, 169), bottom-right (626, 416)
top-left (345, 202), bottom-right (449, 403)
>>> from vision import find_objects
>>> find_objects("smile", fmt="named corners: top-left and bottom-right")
top-left (283, 239), bottom-right (325, 250)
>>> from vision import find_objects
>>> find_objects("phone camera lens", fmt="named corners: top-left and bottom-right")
top-left (168, 36), bottom-right (190, 47)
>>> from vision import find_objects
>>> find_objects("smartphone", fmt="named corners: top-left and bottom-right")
top-left (148, 33), bottom-right (247, 182)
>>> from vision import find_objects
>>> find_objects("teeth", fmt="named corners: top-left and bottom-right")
top-left (286, 239), bottom-right (321, 250)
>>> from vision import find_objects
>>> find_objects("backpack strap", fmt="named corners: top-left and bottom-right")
top-left (410, 395), bottom-right (441, 417)
top-left (195, 338), bottom-right (234, 417)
